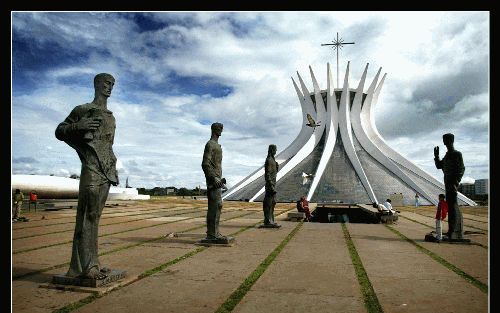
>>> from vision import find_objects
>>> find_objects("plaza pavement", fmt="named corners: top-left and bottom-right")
top-left (11, 199), bottom-right (488, 313)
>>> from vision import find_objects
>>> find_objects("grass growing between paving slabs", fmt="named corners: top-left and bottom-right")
top-left (15, 206), bottom-right (188, 228)
top-left (53, 293), bottom-right (101, 313)
top-left (215, 222), bottom-right (304, 313)
top-left (139, 221), bottom-right (263, 279)
top-left (13, 209), bottom-right (241, 254)
top-left (397, 215), bottom-right (487, 249)
top-left (406, 211), bottom-right (487, 232)
top-left (341, 223), bottom-right (384, 313)
top-left (13, 207), bottom-right (205, 240)
top-left (51, 219), bottom-right (265, 313)
top-left (13, 212), bottom-right (256, 280)
top-left (385, 225), bottom-right (488, 294)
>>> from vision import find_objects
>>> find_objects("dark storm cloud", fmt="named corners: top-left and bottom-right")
top-left (346, 17), bottom-right (387, 47)
top-left (377, 91), bottom-right (488, 139)
top-left (410, 60), bottom-right (488, 114)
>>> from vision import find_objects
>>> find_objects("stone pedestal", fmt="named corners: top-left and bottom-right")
top-left (424, 232), bottom-right (471, 244)
top-left (52, 269), bottom-right (126, 288)
top-left (443, 237), bottom-right (471, 244)
top-left (380, 213), bottom-right (398, 224)
top-left (258, 223), bottom-right (281, 229)
top-left (196, 236), bottom-right (235, 247)
top-left (287, 212), bottom-right (305, 221)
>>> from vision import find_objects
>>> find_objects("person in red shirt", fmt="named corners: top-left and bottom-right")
top-left (435, 194), bottom-right (448, 241)
top-left (29, 190), bottom-right (38, 211)
top-left (299, 196), bottom-right (312, 222)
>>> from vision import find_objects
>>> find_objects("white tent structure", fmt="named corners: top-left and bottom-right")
top-left (11, 174), bottom-right (150, 200)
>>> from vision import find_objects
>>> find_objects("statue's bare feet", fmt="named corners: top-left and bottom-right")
top-left (216, 233), bottom-right (226, 240)
top-left (85, 267), bottom-right (108, 280)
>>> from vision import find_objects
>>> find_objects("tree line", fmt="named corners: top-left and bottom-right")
top-left (137, 186), bottom-right (206, 197)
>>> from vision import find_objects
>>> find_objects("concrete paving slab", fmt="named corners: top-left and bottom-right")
top-left (12, 206), bottom-right (198, 234)
top-left (12, 214), bottom-right (263, 313)
top-left (401, 211), bottom-right (488, 232)
top-left (12, 209), bottom-right (212, 254)
top-left (347, 223), bottom-right (487, 313)
top-left (73, 222), bottom-right (297, 313)
top-left (391, 218), bottom-right (488, 285)
top-left (233, 223), bottom-right (365, 313)
top-left (399, 212), bottom-right (488, 247)
top-left (234, 291), bottom-right (365, 313)
top-left (12, 212), bottom-right (209, 277)
top-left (146, 216), bottom-right (193, 222)
top-left (372, 276), bottom-right (487, 313)
top-left (12, 199), bottom-right (486, 313)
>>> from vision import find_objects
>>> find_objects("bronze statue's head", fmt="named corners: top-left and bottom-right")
top-left (268, 144), bottom-right (277, 157)
top-left (211, 122), bottom-right (223, 136)
top-left (443, 133), bottom-right (454, 147)
top-left (94, 73), bottom-right (115, 98)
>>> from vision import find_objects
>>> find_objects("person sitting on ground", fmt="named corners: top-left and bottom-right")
top-left (373, 202), bottom-right (391, 215)
top-left (435, 194), bottom-right (448, 241)
top-left (299, 196), bottom-right (313, 221)
top-left (383, 199), bottom-right (399, 214)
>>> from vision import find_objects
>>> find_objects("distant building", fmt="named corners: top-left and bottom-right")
top-left (458, 183), bottom-right (475, 197)
top-left (166, 188), bottom-right (176, 195)
top-left (474, 179), bottom-right (488, 195)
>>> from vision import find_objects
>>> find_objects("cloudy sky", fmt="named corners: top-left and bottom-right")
top-left (11, 11), bottom-right (489, 189)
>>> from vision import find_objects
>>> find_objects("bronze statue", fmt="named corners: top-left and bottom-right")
top-left (55, 73), bottom-right (118, 280)
top-left (201, 122), bottom-right (232, 243)
top-left (434, 133), bottom-right (465, 240)
top-left (261, 144), bottom-right (280, 228)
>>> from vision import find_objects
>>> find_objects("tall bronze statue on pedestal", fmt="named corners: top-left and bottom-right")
top-left (434, 133), bottom-right (466, 241)
top-left (53, 73), bottom-right (125, 286)
top-left (201, 122), bottom-right (233, 244)
top-left (260, 144), bottom-right (281, 228)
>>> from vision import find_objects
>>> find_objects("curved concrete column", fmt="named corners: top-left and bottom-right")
top-left (362, 73), bottom-right (476, 206)
top-left (338, 62), bottom-right (378, 204)
top-left (222, 76), bottom-right (314, 200)
top-left (307, 63), bottom-right (339, 201)
top-left (249, 70), bottom-right (326, 202)
top-left (352, 65), bottom-right (438, 205)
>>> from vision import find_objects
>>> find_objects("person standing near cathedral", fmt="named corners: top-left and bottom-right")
top-left (434, 194), bottom-right (448, 241)
top-left (12, 189), bottom-right (24, 221)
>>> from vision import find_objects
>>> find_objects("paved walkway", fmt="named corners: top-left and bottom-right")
top-left (347, 223), bottom-right (487, 313)
top-left (11, 199), bottom-right (488, 313)
top-left (233, 223), bottom-right (366, 313)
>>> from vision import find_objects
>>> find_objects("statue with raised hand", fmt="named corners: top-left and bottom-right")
top-left (434, 133), bottom-right (466, 240)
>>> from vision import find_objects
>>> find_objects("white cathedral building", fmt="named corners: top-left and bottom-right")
top-left (223, 62), bottom-right (476, 207)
